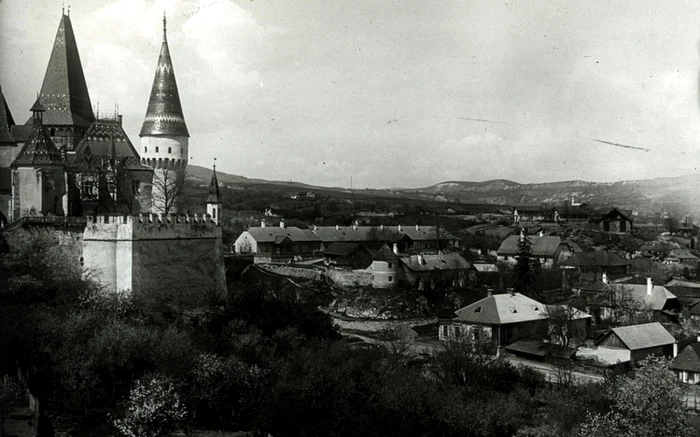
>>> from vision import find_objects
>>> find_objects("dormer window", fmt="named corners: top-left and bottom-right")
top-left (474, 307), bottom-right (482, 313)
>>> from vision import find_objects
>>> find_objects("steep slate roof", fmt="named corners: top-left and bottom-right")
top-left (71, 119), bottom-right (143, 170)
top-left (497, 235), bottom-right (578, 257)
top-left (671, 344), bottom-right (700, 372)
top-left (401, 253), bottom-right (471, 272)
top-left (140, 16), bottom-right (189, 137)
top-left (206, 166), bottom-right (221, 203)
top-left (559, 251), bottom-right (630, 268)
top-left (598, 322), bottom-right (675, 351)
top-left (12, 118), bottom-right (64, 167)
top-left (0, 86), bottom-right (16, 145)
top-left (246, 226), bottom-right (320, 244)
top-left (31, 13), bottom-right (94, 127)
top-left (608, 283), bottom-right (677, 311)
top-left (453, 293), bottom-right (546, 325)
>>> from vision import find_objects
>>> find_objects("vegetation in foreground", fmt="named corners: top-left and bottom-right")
top-left (0, 233), bottom-right (695, 437)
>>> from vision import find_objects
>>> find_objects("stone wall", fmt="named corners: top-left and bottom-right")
top-left (325, 268), bottom-right (373, 287)
top-left (326, 312), bottom-right (437, 332)
top-left (257, 264), bottom-right (320, 280)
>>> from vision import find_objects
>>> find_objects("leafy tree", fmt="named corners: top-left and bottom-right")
top-left (0, 375), bottom-right (25, 437)
top-left (515, 229), bottom-right (539, 297)
top-left (113, 373), bottom-right (186, 437)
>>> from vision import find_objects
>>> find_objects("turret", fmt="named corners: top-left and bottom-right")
top-left (206, 161), bottom-right (222, 224)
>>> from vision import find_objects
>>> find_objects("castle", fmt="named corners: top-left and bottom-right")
top-left (0, 10), bottom-right (226, 297)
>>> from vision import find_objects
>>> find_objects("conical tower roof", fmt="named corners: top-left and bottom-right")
top-left (30, 12), bottom-right (95, 127)
top-left (206, 165), bottom-right (221, 203)
top-left (0, 86), bottom-right (16, 145)
top-left (140, 15), bottom-right (189, 137)
top-left (13, 100), bottom-right (64, 167)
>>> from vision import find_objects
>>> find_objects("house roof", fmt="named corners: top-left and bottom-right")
top-left (577, 346), bottom-right (631, 367)
top-left (505, 339), bottom-right (577, 360)
top-left (401, 253), bottom-right (471, 272)
top-left (544, 304), bottom-right (592, 320)
top-left (11, 123), bottom-right (64, 167)
top-left (666, 249), bottom-right (699, 261)
top-left (140, 17), bottom-right (189, 137)
top-left (671, 343), bottom-right (700, 372)
top-left (497, 235), bottom-right (579, 257)
top-left (598, 208), bottom-right (633, 223)
top-left (30, 13), bottom-right (94, 128)
top-left (313, 225), bottom-right (458, 244)
top-left (323, 242), bottom-right (367, 257)
top-left (245, 226), bottom-right (321, 244)
top-left (559, 251), bottom-right (630, 268)
top-left (473, 263), bottom-right (499, 273)
top-left (453, 292), bottom-right (546, 325)
top-left (71, 119), bottom-right (143, 171)
top-left (608, 283), bottom-right (677, 311)
top-left (598, 322), bottom-right (675, 351)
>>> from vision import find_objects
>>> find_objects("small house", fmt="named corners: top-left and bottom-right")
top-left (323, 242), bottom-right (372, 269)
top-left (595, 322), bottom-right (677, 366)
top-left (598, 208), bottom-right (633, 234)
top-left (671, 340), bottom-right (700, 384)
top-left (400, 253), bottom-right (471, 289)
top-left (663, 249), bottom-right (700, 266)
top-left (496, 235), bottom-right (580, 268)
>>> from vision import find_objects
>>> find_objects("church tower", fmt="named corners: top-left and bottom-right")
top-left (206, 163), bottom-right (222, 224)
top-left (139, 14), bottom-right (189, 215)
top-left (31, 9), bottom-right (95, 154)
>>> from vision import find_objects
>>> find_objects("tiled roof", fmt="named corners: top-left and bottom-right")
top-left (453, 292), bottom-right (546, 325)
top-left (671, 343), bottom-right (700, 372)
top-left (559, 251), bottom-right (630, 268)
top-left (608, 283), bottom-right (676, 311)
top-left (71, 119), bottom-right (143, 171)
top-left (599, 322), bottom-right (675, 351)
top-left (505, 339), bottom-right (577, 359)
top-left (323, 242), bottom-right (366, 257)
top-left (666, 249), bottom-right (699, 261)
top-left (497, 235), bottom-right (578, 257)
top-left (313, 225), bottom-right (458, 243)
top-left (206, 166), bottom-right (221, 203)
top-left (401, 253), bottom-right (471, 272)
top-left (473, 263), bottom-right (499, 273)
top-left (598, 208), bottom-right (634, 223)
top-left (246, 226), bottom-right (321, 244)
top-left (0, 86), bottom-right (16, 145)
top-left (29, 13), bottom-right (94, 128)
top-left (11, 124), bottom-right (64, 167)
top-left (140, 18), bottom-right (188, 137)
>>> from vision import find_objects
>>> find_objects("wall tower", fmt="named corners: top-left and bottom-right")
top-left (139, 14), bottom-right (189, 215)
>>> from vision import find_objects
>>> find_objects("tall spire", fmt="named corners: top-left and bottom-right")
top-left (31, 11), bottom-right (94, 127)
top-left (206, 159), bottom-right (221, 203)
top-left (0, 86), bottom-right (16, 145)
top-left (140, 14), bottom-right (189, 137)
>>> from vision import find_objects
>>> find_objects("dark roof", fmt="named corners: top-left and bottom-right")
top-left (10, 125), bottom-right (32, 143)
top-left (505, 339), bottom-right (577, 360)
top-left (401, 253), bottom-right (471, 272)
top-left (473, 263), bottom-right (499, 273)
top-left (559, 251), bottom-right (630, 268)
top-left (671, 343), bottom-right (700, 372)
top-left (140, 18), bottom-right (189, 137)
top-left (665, 249), bottom-right (699, 261)
top-left (313, 225), bottom-right (458, 244)
top-left (70, 119), bottom-right (143, 170)
top-left (245, 226), bottom-right (320, 244)
top-left (454, 293), bottom-right (546, 325)
top-left (371, 244), bottom-right (398, 261)
top-left (608, 283), bottom-right (677, 311)
top-left (323, 242), bottom-right (367, 257)
top-left (11, 124), bottom-right (64, 167)
top-left (598, 322), bottom-right (675, 350)
top-left (206, 166), bottom-right (221, 203)
top-left (0, 86), bottom-right (16, 145)
top-left (598, 208), bottom-right (633, 224)
top-left (497, 235), bottom-right (579, 257)
top-left (29, 13), bottom-right (94, 128)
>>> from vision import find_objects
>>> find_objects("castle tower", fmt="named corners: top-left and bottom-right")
top-left (11, 97), bottom-right (66, 220)
top-left (206, 163), bottom-right (222, 224)
top-left (140, 14), bottom-right (189, 215)
top-left (30, 10), bottom-right (95, 154)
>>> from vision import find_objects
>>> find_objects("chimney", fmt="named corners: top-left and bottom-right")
top-left (313, 224), bottom-right (317, 231)
top-left (487, 289), bottom-right (493, 297)
top-left (602, 272), bottom-right (608, 285)
top-left (261, 219), bottom-right (266, 228)
top-left (415, 224), bottom-right (419, 231)
top-left (697, 332), bottom-right (700, 343)
top-left (117, 114), bottom-right (123, 126)
top-left (336, 224), bottom-right (340, 231)
top-left (674, 342), bottom-right (678, 358)
top-left (647, 277), bottom-right (653, 296)
top-left (353, 223), bottom-right (357, 230)
top-left (280, 219), bottom-right (285, 229)
top-left (538, 230), bottom-right (544, 237)
top-left (380, 224), bottom-right (384, 230)
top-left (393, 242), bottom-right (399, 255)
top-left (398, 224), bottom-right (402, 232)
top-left (507, 287), bottom-right (515, 296)
top-left (417, 253), bottom-right (424, 265)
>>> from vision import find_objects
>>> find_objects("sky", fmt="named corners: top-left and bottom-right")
top-left (2, 0), bottom-right (700, 188)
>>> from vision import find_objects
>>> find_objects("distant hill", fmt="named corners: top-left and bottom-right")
top-left (185, 165), bottom-right (700, 216)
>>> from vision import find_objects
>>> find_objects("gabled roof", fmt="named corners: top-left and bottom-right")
top-left (559, 251), bottom-right (630, 268)
top-left (505, 339), bottom-right (577, 360)
top-left (453, 292), bottom-right (546, 325)
top-left (323, 242), bottom-right (367, 257)
top-left (245, 226), bottom-right (321, 244)
top-left (671, 343), bottom-right (700, 373)
top-left (666, 249), bottom-right (699, 261)
top-left (473, 263), bottom-right (499, 273)
top-left (0, 86), bottom-right (16, 145)
top-left (140, 16), bottom-right (189, 137)
top-left (598, 208), bottom-right (633, 223)
top-left (608, 283), bottom-right (677, 311)
top-left (30, 13), bottom-right (94, 127)
top-left (313, 225), bottom-right (458, 244)
top-left (71, 119), bottom-right (143, 170)
top-left (598, 322), bottom-right (675, 350)
top-left (401, 253), bottom-right (471, 272)
top-left (497, 235), bottom-right (578, 257)
top-left (11, 123), bottom-right (64, 167)
top-left (206, 166), bottom-right (221, 203)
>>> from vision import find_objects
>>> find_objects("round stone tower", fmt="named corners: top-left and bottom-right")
top-left (140, 14), bottom-right (189, 214)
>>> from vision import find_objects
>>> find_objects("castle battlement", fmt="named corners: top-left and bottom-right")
top-left (84, 212), bottom-right (222, 241)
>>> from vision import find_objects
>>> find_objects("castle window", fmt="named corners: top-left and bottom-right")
top-left (168, 147), bottom-right (172, 154)
top-left (155, 147), bottom-right (159, 153)
top-left (145, 146), bottom-right (148, 153)
top-left (181, 148), bottom-right (183, 155)
top-left (213, 208), bottom-right (216, 219)
top-left (388, 275), bottom-right (393, 283)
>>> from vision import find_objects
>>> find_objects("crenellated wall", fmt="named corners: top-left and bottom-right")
top-left (83, 213), bottom-right (226, 301)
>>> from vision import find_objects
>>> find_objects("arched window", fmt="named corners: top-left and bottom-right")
top-left (168, 147), bottom-right (171, 154)
top-left (144, 146), bottom-right (148, 153)
top-left (155, 146), bottom-right (159, 153)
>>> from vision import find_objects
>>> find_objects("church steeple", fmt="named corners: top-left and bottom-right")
top-left (206, 160), bottom-right (222, 224)
top-left (139, 13), bottom-right (189, 138)
top-left (33, 11), bottom-right (94, 129)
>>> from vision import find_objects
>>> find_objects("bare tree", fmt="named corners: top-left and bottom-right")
top-left (151, 169), bottom-right (185, 216)
top-left (545, 304), bottom-right (588, 348)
